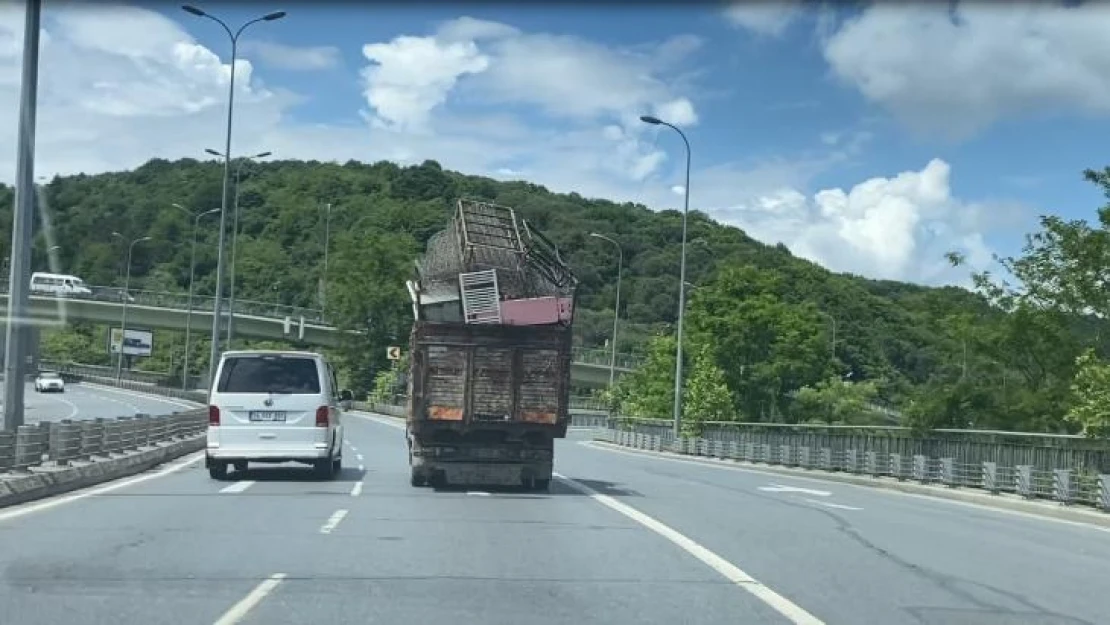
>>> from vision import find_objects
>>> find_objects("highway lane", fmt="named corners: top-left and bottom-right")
top-left (22, 382), bottom-right (199, 423)
top-left (0, 410), bottom-right (1106, 624)
top-left (560, 435), bottom-right (1110, 625)
top-left (0, 412), bottom-right (792, 625)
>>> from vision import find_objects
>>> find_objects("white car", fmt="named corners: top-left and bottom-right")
top-left (204, 350), bottom-right (352, 480)
top-left (34, 371), bottom-right (65, 393)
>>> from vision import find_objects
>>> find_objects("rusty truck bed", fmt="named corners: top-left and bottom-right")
top-left (407, 320), bottom-right (571, 438)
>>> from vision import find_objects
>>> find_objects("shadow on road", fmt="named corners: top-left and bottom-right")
top-left (428, 477), bottom-right (642, 498)
top-left (226, 465), bottom-right (364, 483)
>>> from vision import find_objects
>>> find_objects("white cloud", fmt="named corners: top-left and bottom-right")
top-left (242, 40), bottom-right (341, 71)
top-left (823, 2), bottom-right (1110, 137)
top-left (715, 159), bottom-right (997, 284)
top-left (724, 1), bottom-right (804, 37)
top-left (0, 6), bottom-right (1002, 288)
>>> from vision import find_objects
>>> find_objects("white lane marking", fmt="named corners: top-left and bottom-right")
top-left (39, 392), bottom-right (80, 420)
top-left (760, 484), bottom-right (831, 497)
top-left (804, 499), bottom-right (862, 511)
top-left (320, 509), bottom-right (349, 534)
top-left (555, 472), bottom-right (825, 625)
top-left (211, 573), bottom-right (287, 625)
top-left (466, 491), bottom-right (491, 497)
top-left (79, 381), bottom-right (201, 409)
top-left (219, 480), bottom-right (256, 494)
top-left (350, 482), bottom-right (363, 497)
top-left (581, 441), bottom-right (1110, 535)
top-left (356, 454), bottom-right (363, 461)
top-left (346, 411), bottom-right (404, 429)
top-left (0, 452), bottom-right (204, 524)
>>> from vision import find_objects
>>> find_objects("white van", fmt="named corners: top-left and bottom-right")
top-left (205, 350), bottom-right (352, 480)
top-left (30, 272), bottom-right (93, 297)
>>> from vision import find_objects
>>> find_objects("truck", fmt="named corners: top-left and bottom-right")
top-left (404, 199), bottom-right (578, 491)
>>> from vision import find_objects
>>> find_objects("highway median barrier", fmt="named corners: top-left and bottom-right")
top-left (0, 409), bottom-right (207, 509)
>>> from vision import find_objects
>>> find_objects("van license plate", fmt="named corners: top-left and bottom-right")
top-left (249, 411), bottom-right (286, 422)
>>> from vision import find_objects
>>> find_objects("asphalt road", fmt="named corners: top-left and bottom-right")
top-left (21, 382), bottom-right (198, 423)
top-left (0, 410), bottom-right (1107, 625)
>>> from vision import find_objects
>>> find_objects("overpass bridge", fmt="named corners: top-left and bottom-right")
top-left (1, 284), bottom-right (639, 389)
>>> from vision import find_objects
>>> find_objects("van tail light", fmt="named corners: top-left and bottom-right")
top-left (315, 406), bottom-right (329, 427)
top-left (208, 405), bottom-right (221, 425)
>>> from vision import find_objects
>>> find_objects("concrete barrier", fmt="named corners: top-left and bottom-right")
top-left (0, 434), bottom-right (204, 509)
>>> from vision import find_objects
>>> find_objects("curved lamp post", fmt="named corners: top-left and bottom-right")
top-left (203, 148), bottom-right (272, 346)
top-left (181, 4), bottom-right (285, 389)
top-left (640, 114), bottom-right (691, 439)
top-left (112, 234), bottom-right (151, 382)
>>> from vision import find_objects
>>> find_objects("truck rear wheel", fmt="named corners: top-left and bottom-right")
top-left (409, 468), bottom-right (426, 487)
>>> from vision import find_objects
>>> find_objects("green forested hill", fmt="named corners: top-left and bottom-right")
top-left (9, 157), bottom-right (1106, 433)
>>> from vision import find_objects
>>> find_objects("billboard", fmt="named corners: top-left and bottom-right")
top-left (108, 328), bottom-right (153, 357)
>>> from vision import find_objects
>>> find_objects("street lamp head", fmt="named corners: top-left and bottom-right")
top-left (639, 115), bottom-right (663, 125)
top-left (138, 236), bottom-right (153, 243)
top-left (255, 151), bottom-right (273, 159)
top-left (263, 11), bottom-right (286, 21)
top-left (203, 207), bottom-right (221, 216)
top-left (112, 231), bottom-right (123, 239)
top-left (589, 232), bottom-right (603, 239)
top-left (204, 148), bottom-right (222, 157)
top-left (181, 5), bottom-right (205, 17)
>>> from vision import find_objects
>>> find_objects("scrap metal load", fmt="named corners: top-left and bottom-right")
top-left (407, 199), bottom-right (578, 325)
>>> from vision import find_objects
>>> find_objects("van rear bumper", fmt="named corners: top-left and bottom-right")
top-left (206, 447), bottom-right (332, 464)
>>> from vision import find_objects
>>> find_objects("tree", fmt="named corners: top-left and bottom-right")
top-left (324, 226), bottom-right (418, 396)
top-left (688, 265), bottom-right (831, 420)
top-left (682, 342), bottom-right (735, 436)
top-left (613, 333), bottom-right (676, 420)
top-left (1066, 348), bottom-right (1110, 438)
top-left (791, 376), bottom-right (882, 425)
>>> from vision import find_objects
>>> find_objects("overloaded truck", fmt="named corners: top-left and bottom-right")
top-left (404, 199), bottom-right (578, 491)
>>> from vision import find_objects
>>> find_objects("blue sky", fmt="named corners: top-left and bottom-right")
top-left (5, 2), bottom-right (1110, 286)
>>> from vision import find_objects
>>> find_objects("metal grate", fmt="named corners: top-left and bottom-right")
top-left (459, 269), bottom-right (502, 324)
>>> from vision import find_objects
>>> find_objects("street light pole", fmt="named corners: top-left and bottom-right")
top-left (182, 4), bottom-right (286, 390)
top-left (2, 0), bottom-right (42, 432)
top-left (174, 204), bottom-right (219, 390)
top-left (640, 114), bottom-right (691, 440)
top-left (589, 233), bottom-right (623, 391)
top-left (321, 202), bottom-right (332, 311)
top-left (113, 234), bottom-right (151, 383)
top-left (204, 148), bottom-right (271, 347)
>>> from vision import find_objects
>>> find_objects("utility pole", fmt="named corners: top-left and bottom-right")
top-left (2, 0), bottom-right (42, 431)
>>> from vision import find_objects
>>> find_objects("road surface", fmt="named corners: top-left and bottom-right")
top-left (21, 382), bottom-right (198, 423)
top-left (0, 410), bottom-right (1106, 625)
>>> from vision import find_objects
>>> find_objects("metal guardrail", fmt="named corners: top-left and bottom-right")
top-left (570, 347), bottom-right (643, 370)
top-left (599, 424), bottom-right (1110, 511)
top-left (0, 410), bottom-right (207, 474)
top-left (0, 280), bottom-right (327, 323)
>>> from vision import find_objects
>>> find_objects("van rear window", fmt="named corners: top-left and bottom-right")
top-left (217, 356), bottom-right (321, 394)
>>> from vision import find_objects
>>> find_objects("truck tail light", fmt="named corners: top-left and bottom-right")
top-left (315, 406), bottom-right (329, 427)
top-left (208, 405), bottom-right (220, 425)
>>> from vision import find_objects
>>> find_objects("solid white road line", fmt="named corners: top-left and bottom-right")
top-left (211, 573), bottom-right (287, 625)
top-left (219, 480), bottom-right (256, 494)
top-left (80, 381), bottom-right (202, 409)
top-left (40, 392), bottom-right (80, 420)
top-left (0, 452), bottom-right (204, 524)
top-left (350, 482), bottom-right (363, 497)
top-left (320, 509), bottom-right (348, 534)
top-left (555, 472), bottom-right (826, 625)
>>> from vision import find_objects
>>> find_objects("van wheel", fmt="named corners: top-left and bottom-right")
top-left (332, 456), bottom-right (342, 473)
top-left (410, 467), bottom-right (426, 487)
top-left (314, 458), bottom-right (336, 480)
top-left (208, 461), bottom-right (228, 480)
